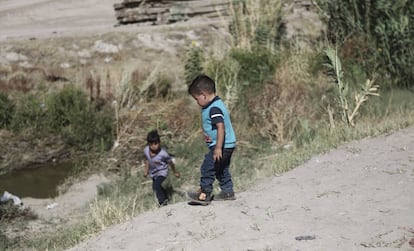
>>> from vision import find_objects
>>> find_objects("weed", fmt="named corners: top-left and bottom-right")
top-left (0, 201), bottom-right (37, 222)
top-left (10, 93), bottom-right (47, 133)
top-left (184, 42), bottom-right (204, 86)
top-left (0, 93), bottom-right (14, 128)
top-left (229, 0), bottom-right (284, 51)
top-left (324, 47), bottom-right (379, 127)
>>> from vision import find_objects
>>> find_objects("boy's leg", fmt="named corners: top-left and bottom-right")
top-left (215, 148), bottom-right (236, 200)
top-left (196, 148), bottom-right (215, 201)
top-left (152, 176), bottom-right (167, 204)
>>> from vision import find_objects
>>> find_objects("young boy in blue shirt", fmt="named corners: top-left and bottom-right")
top-left (187, 74), bottom-right (236, 204)
top-left (143, 130), bottom-right (180, 206)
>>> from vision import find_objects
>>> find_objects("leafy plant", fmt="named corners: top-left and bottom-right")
top-left (229, 47), bottom-right (279, 88)
top-left (324, 47), bottom-right (379, 127)
top-left (46, 85), bottom-right (89, 130)
top-left (317, 0), bottom-right (414, 88)
top-left (10, 94), bottom-right (47, 132)
top-left (46, 85), bottom-right (114, 151)
top-left (184, 42), bottom-right (204, 86)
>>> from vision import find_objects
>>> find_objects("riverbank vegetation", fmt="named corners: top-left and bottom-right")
top-left (1, 0), bottom-right (413, 250)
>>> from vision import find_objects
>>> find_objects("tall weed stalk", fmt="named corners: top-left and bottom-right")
top-left (324, 47), bottom-right (379, 127)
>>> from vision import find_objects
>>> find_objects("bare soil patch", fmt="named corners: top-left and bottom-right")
top-left (68, 126), bottom-right (414, 251)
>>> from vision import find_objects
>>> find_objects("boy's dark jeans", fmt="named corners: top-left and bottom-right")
top-left (200, 147), bottom-right (234, 194)
top-left (152, 176), bottom-right (167, 204)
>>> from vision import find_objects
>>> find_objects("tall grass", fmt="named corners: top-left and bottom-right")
top-left (229, 0), bottom-right (283, 51)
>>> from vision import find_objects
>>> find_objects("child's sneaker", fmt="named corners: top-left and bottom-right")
top-left (214, 191), bottom-right (236, 201)
top-left (158, 199), bottom-right (168, 207)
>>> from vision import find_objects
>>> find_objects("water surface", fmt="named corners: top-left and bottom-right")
top-left (0, 162), bottom-right (72, 199)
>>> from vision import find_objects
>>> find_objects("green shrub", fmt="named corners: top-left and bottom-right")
top-left (0, 93), bottom-right (14, 128)
top-left (184, 43), bottom-right (204, 86)
top-left (317, 0), bottom-right (414, 88)
top-left (46, 85), bottom-right (89, 130)
top-left (46, 85), bottom-right (114, 151)
top-left (10, 94), bottom-right (47, 132)
top-left (229, 47), bottom-right (279, 89)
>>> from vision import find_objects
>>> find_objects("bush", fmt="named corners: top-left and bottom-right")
top-left (46, 85), bottom-right (89, 130)
top-left (184, 43), bottom-right (204, 86)
top-left (229, 47), bottom-right (279, 89)
top-left (317, 0), bottom-right (414, 88)
top-left (0, 93), bottom-right (14, 128)
top-left (10, 94), bottom-right (47, 132)
top-left (46, 85), bottom-right (114, 151)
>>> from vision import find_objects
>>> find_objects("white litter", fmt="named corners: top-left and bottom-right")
top-left (1, 191), bottom-right (23, 206)
top-left (46, 202), bottom-right (59, 210)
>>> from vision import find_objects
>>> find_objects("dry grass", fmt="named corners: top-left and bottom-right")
top-left (229, 0), bottom-right (283, 50)
top-left (246, 49), bottom-right (317, 145)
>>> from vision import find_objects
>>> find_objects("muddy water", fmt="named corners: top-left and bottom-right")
top-left (0, 162), bottom-right (72, 199)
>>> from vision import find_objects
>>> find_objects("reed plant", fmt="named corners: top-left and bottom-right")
top-left (324, 46), bottom-right (379, 127)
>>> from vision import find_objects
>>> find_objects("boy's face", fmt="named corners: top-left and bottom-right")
top-left (149, 142), bottom-right (160, 153)
top-left (191, 93), bottom-right (209, 107)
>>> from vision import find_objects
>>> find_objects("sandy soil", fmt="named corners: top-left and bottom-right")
top-left (1, 1), bottom-right (413, 250)
top-left (0, 0), bottom-right (120, 41)
top-left (68, 127), bottom-right (414, 251)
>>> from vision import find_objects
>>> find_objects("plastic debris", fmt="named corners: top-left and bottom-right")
top-left (1, 191), bottom-right (23, 206)
top-left (46, 202), bottom-right (59, 210)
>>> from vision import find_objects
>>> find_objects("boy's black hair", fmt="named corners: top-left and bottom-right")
top-left (147, 130), bottom-right (160, 144)
top-left (188, 74), bottom-right (216, 95)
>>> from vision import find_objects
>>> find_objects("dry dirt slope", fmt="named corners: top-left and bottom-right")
top-left (68, 127), bottom-right (414, 251)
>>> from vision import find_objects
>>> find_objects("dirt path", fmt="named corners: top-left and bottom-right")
top-left (0, 0), bottom-right (120, 41)
top-left (67, 127), bottom-right (414, 251)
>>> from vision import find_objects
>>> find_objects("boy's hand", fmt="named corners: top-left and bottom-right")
top-left (143, 172), bottom-right (148, 178)
top-left (214, 148), bottom-right (222, 161)
top-left (174, 171), bottom-right (180, 178)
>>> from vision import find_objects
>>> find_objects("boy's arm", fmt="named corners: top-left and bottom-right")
top-left (168, 159), bottom-right (180, 178)
top-left (214, 122), bottom-right (225, 161)
top-left (143, 160), bottom-right (149, 177)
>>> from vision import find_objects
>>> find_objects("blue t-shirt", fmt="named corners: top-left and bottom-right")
top-left (201, 96), bottom-right (236, 149)
top-left (143, 146), bottom-right (173, 178)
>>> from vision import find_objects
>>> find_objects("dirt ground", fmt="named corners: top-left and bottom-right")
top-left (1, 1), bottom-right (413, 250)
top-left (68, 127), bottom-right (414, 251)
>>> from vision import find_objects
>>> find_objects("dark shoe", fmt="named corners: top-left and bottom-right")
top-left (158, 199), bottom-right (168, 207)
top-left (214, 191), bottom-right (236, 201)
